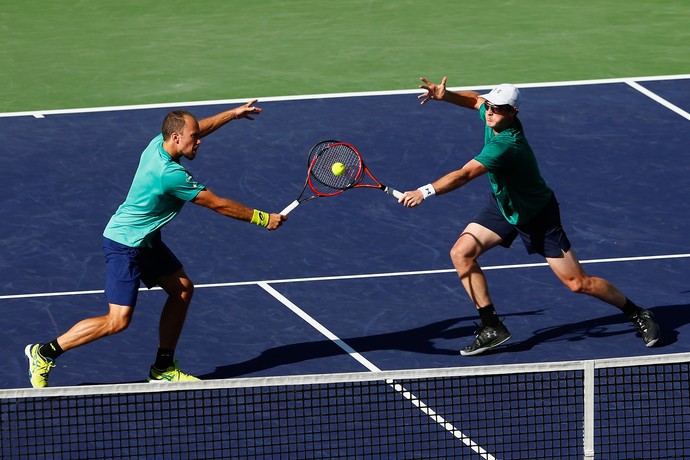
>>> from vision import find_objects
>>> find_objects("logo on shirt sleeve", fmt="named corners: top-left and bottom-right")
top-left (185, 172), bottom-right (200, 188)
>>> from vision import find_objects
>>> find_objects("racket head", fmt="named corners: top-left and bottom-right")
top-left (307, 142), bottom-right (364, 196)
top-left (307, 140), bottom-right (340, 167)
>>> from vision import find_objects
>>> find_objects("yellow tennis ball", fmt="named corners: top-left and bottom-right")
top-left (332, 162), bottom-right (345, 176)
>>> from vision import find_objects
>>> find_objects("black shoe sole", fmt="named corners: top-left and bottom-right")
top-left (460, 334), bottom-right (512, 356)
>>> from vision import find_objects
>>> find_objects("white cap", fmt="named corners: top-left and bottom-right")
top-left (480, 84), bottom-right (520, 108)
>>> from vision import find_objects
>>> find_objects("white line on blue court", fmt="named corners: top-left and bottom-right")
top-left (2, 252), bottom-right (689, 300)
top-left (0, 74), bottom-right (688, 119)
top-left (625, 80), bottom-right (690, 121)
top-left (259, 281), bottom-right (497, 460)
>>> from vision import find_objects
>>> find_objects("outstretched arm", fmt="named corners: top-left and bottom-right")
top-left (418, 76), bottom-right (483, 110)
top-left (398, 159), bottom-right (487, 207)
top-left (198, 99), bottom-right (263, 138)
top-left (191, 188), bottom-right (286, 230)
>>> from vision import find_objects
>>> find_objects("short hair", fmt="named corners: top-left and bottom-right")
top-left (162, 110), bottom-right (195, 139)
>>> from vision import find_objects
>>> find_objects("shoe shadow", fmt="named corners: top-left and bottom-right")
top-left (507, 303), bottom-right (687, 353)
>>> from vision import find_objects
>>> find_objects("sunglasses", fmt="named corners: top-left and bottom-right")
top-left (484, 101), bottom-right (514, 114)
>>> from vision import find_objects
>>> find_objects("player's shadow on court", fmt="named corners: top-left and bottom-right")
top-left (504, 303), bottom-right (686, 354)
top-left (201, 304), bottom-right (687, 379)
top-left (202, 316), bottom-right (480, 379)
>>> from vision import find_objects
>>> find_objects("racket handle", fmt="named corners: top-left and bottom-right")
top-left (280, 200), bottom-right (299, 215)
top-left (384, 186), bottom-right (403, 200)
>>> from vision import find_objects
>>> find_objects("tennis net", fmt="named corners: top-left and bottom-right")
top-left (1, 352), bottom-right (689, 459)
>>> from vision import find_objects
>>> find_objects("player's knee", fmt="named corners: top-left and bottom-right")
top-left (450, 245), bottom-right (467, 263)
top-left (181, 278), bottom-right (195, 300)
top-left (450, 246), bottom-right (474, 272)
top-left (564, 277), bottom-right (587, 294)
top-left (164, 275), bottom-right (195, 303)
top-left (108, 315), bottom-right (132, 334)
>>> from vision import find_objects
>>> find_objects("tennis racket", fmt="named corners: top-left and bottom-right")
top-left (280, 140), bottom-right (403, 215)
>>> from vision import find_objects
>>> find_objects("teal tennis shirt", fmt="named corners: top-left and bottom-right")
top-left (474, 105), bottom-right (553, 226)
top-left (103, 134), bottom-right (205, 247)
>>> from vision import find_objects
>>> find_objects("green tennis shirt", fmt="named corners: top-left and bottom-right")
top-left (103, 134), bottom-right (205, 247)
top-left (473, 105), bottom-right (553, 225)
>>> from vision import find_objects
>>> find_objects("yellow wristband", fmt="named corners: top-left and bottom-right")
top-left (250, 209), bottom-right (270, 227)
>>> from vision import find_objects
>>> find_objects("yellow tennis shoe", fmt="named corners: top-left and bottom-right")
top-left (25, 344), bottom-right (56, 388)
top-left (148, 360), bottom-right (199, 382)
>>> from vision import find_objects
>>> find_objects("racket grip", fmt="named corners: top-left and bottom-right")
top-left (280, 200), bottom-right (299, 215)
top-left (385, 187), bottom-right (404, 199)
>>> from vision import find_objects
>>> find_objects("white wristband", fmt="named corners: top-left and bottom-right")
top-left (417, 183), bottom-right (436, 199)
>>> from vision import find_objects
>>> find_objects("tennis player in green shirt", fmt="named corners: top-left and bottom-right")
top-left (399, 77), bottom-right (660, 356)
top-left (25, 101), bottom-right (286, 387)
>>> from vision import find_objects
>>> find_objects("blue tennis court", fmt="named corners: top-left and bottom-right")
top-left (2, 76), bottom-right (690, 458)
top-left (3, 76), bottom-right (690, 386)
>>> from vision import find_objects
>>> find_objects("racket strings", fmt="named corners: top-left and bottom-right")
top-left (307, 140), bottom-right (338, 167)
top-left (309, 144), bottom-right (363, 194)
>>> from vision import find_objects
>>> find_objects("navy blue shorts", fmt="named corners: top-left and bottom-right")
top-left (471, 193), bottom-right (572, 258)
top-left (103, 233), bottom-right (183, 307)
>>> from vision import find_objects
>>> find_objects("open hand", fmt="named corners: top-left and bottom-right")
top-left (418, 76), bottom-right (447, 105)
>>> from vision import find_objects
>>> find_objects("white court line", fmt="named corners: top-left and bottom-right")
top-left (1, 74), bottom-right (688, 119)
top-left (258, 281), bottom-right (496, 460)
top-left (625, 80), bottom-right (690, 121)
top-left (258, 282), bottom-right (376, 372)
top-left (2, 252), bottom-right (690, 301)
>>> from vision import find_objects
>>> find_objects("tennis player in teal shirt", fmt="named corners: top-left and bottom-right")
top-left (25, 101), bottom-right (287, 387)
top-left (399, 77), bottom-right (660, 356)
top-left (103, 133), bottom-right (207, 248)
